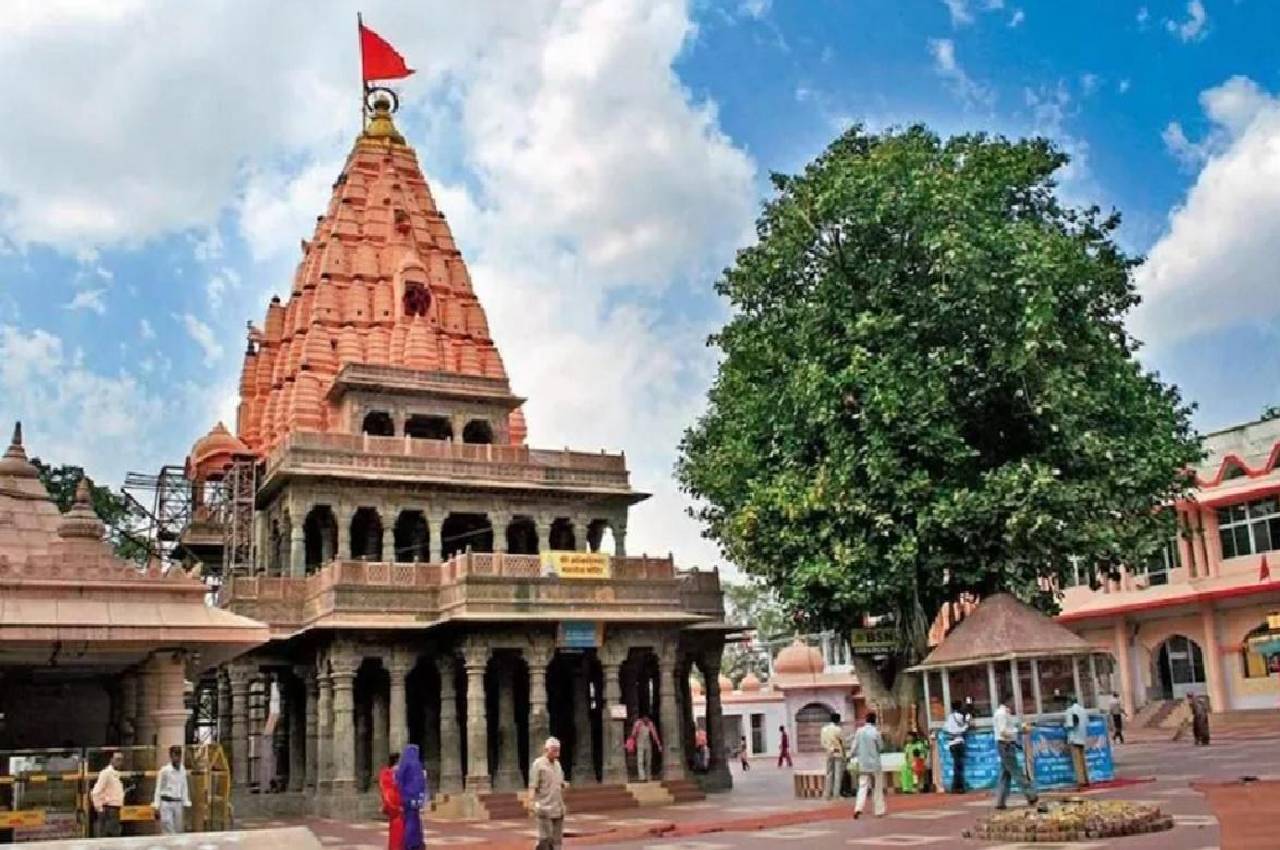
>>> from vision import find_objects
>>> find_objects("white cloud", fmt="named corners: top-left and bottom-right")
top-left (1080, 73), bottom-right (1099, 96)
top-left (1132, 77), bottom-right (1280, 347)
top-left (928, 38), bottom-right (994, 110)
top-left (1166, 0), bottom-right (1208, 42)
top-left (1137, 6), bottom-right (1150, 25)
top-left (64, 288), bottom-right (106, 315)
top-left (192, 229), bottom-right (223, 263)
top-left (139, 318), bottom-right (155, 340)
top-left (942, 0), bottom-right (974, 26)
top-left (176, 312), bottom-right (224, 366)
top-left (1009, 9), bottom-right (1025, 27)
top-left (1119, 79), bottom-right (1132, 94)
top-left (737, 0), bottom-right (771, 19)
top-left (0, 324), bottom-right (167, 485)
top-left (205, 266), bottom-right (242, 309)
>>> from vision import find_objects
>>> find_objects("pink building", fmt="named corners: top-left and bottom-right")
top-left (1059, 417), bottom-right (1280, 715)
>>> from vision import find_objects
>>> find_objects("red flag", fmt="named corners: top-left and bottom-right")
top-left (1261, 555), bottom-right (1271, 582)
top-left (359, 20), bottom-right (414, 82)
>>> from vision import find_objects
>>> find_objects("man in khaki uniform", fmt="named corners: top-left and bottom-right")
top-left (529, 736), bottom-right (567, 850)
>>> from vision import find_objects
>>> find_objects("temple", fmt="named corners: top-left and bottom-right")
top-left (178, 97), bottom-right (731, 817)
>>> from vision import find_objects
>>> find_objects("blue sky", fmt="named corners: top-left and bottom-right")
top-left (0, 0), bottom-right (1276, 568)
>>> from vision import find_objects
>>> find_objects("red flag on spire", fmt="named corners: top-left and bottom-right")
top-left (359, 18), bottom-right (414, 82)
top-left (1261, 554), bottom-right (1271, 582)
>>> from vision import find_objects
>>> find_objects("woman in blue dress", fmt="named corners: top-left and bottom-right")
top-left (395, 745), bottom-right (429, 850)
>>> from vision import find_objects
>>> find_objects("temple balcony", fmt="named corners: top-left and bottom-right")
top-left (259, 430), bottom-right (640, 497)
top-left (216, 551), bottom-right (724, 636)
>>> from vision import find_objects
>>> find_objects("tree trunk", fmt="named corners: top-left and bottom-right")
top-left (848, 654), bottom-right (922, 749)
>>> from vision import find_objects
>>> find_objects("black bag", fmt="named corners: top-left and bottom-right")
top-left (839, 768), bottom-right (854, 797)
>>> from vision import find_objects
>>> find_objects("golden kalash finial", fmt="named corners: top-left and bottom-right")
top-left (363, 91), bottom-right (405, 145)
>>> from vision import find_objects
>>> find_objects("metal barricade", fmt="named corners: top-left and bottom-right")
top-left (0, 743), bottom-right (231, 842)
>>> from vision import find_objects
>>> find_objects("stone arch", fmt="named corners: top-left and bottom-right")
top-left (405, 414), bottom-right (452, 441)
top-left (506, 516), bottom-right (538, 555)
top-left (794, 701), bottom-right (839, 753)
top-left (587, 519), bottom-right (612, 553)
top-left (441, 512), bottom-right (493, 559)
top-left (362, 411), bottom-right (395, 437)
top-left (303, 505), bottom-right (338, 572)
top-left (462, 419), bottom-right (494, 445)
top-left (1153, 634), bottom-right (1206, 700)
top-left (393, 510), bottom-right (429, 563)
top-left (350, 507), bottom-right (384, 560)
top-left (549, 518), bottom-right (576, 551)
top-left (1239, 622), bottom-right (1274, 679)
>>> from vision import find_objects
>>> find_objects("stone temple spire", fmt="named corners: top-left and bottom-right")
top-left (0, 421), bottom-right (38, 479)
top-left (58, 478), bottom-right (106, 541)
top-left (230, 91), bottom-right (519, 455)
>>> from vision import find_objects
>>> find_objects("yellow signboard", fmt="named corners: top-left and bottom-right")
top-left (540, 551), bottom-right (610, 579)
top-left (0, 810), bottom-right (45, 829)
top-left (121, 804), bottom-right (156, 822)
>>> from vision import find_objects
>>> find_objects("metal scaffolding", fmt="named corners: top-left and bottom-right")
top-left (121, 465), bottom-right (193, 568)
top-left (221, 456), bottom-right (257, 579)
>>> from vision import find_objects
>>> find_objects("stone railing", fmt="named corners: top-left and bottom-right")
top-left (262, 430), bottom-right (632, 491)
top-left (219, 550), bottom-right (707, 629)
top-left (328, 362), bottom-right (517, 401)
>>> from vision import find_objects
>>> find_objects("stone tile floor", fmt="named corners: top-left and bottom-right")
top-left (236, 736), bottom-right (1280, 849)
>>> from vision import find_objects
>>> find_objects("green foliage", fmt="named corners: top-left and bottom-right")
top-left (31, 458), bottom-right (150, 561)
top-left (1261, 405), bottom-right (1280, 422)
top-left (724, 580), bottom-right (792, 640)
top-left (678, 125), bottom-right (1202, 669)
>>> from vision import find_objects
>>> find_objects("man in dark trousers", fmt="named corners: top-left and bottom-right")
top-left (942, 700), bottom-right (971, 793)
top-left (777, 726), bottom-right (793, 767)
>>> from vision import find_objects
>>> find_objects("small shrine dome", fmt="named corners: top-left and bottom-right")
top-left (740, 671), bottom-right (762, 692)
top-left (774, 638), bottom-right (825, 675)
top-left (718, 673), bottom-right (734, 693)
top-left (0, 423), bottom-right (38, 480)
top-left (187, 422), bottom-right (251, 481)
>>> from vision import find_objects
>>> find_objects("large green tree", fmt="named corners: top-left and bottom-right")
top-left (31, 458), bottom-right (150, 561)
top-left (678, 126), bottom-right (1201, 728)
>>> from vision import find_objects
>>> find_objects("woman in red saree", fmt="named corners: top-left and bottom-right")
top-left (379, 753), bottom-right (403, 850)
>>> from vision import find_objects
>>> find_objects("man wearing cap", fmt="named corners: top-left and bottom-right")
top-left (529, 737), bottom-right (567, 850)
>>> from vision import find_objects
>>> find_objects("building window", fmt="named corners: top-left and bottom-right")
top-left (1216, 497), bottom-right (1280, 560)
top-left (750, 713), bottom-right (765, 754)
top-left (1141, 540), bottom-right (1176, 586)
top-left (1241, 624), bottom-right (1274, 679)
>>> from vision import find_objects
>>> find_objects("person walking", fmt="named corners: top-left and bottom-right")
top-left (852, 713), bottom-right (886, 818)
top-left (152, 746), bottom-right (190, 835)
top-left (1108, 692), bottom-right (1125, 743)
top-left (900, 731), bottom-right (929, 793)
top-left (395, 745), bottom-right (428, 850)
top-left (777, 726), bottom-right (793, 768)
top-left (1188, 693), bottom-right (1211, 745)
top-left (693, 728), bottom-right (709, 773)
top-left (629, 714), bottom-right (663, 781)
top-left (1065, 695), bottom-right (1091, 789)
top-left (942, 700), bottom-right (970, 793)
top-left (993, 701), bottom-right (1039, 810)
top-left (378, 753), bottom-right (403, 850)
top-left (90, 751), bottom-right (126, 837)
top-left (737, 735), bottom-right (751, 770)
top-left (530, 736), bottom-right (567, 850)
top-left (820, 713), bottom-right (846, 799)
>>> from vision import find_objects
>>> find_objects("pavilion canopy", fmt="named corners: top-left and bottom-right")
top-left (911, 593), bottom-right (1092, 671)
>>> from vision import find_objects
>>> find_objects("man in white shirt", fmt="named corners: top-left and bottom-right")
top-left (819, 713), bottom-right (846, 799)
top-left (153, 746), bottom-right (191, 834)
top-left (942, 700), bottom-right (971, 793)
top-left (90, 752), bottom-right (126, 837)
top-left (1065, 697), bottom-right (1091, 789)
top-left (993, 702), bottom-right (1038, 810)
top-left (851, 713), bottom-right (886, 818)
top-left (529, 737), bottom-right (567, 850)
top-left (1108, 692), bottom-right (1125, 743)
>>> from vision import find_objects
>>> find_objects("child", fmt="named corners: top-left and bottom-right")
top-left (900, 731), bottom-right (929, 793)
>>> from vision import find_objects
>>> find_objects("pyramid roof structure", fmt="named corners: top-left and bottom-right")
top-left (233, 97), bottom-right (514, 455)
top-left (913, 593), bottom-right (1093, 670)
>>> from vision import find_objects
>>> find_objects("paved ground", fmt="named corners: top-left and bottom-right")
top-left (239, 737), bottom-right (1280, 849)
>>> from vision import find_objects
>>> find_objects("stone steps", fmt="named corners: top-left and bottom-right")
top-left (626, 781), bottom-right (675, 806)
top-left (659, 777), bottom-right (706, 803)
top-left (477, 791), bottom-right (528, 820)
top-left (565, 782), bottom-right (639, 813)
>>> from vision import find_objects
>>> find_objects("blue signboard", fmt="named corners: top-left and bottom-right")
top-left (560, 621), bottom-right (598, 649)
top-left (935, 715), bottom-right (1114, 791)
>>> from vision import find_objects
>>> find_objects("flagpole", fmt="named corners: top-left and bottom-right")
top-left (357, 12), bottom-right (366, 131)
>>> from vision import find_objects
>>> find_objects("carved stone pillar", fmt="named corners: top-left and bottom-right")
top-left (491, 512), bottom-right (511, 554)
top-left (427, 510), bottom-right (445, 564)
top-left (613, 520), bottom-right (627, 557)
top-left (601, 648), bottom-right (627, 784)
top-left (149, 652), bottom-right (189, 759)
top-left (573, 518), bottom-right (588, 552)
top-left (494, 655), bottom-right (522, 790)
top-left (371, 691), bottom-right (389, 776)
top-left (702, 652), bottom-right (732, 789)
top-left (436, 655), bottom-right (462, 793)
top-left (572, 655), bottom-right (595, 784)
top-left (229, 667), bottom-right (254, 789)
top-left (463, 644), bottom-right (491, 793)
top-left (289, 522), bottom-right (306, 577)
top-left (336, 508), bottom-right (352, 561)
top-left (659, 647), bottom-right (685, 779)
top-left (389, 656), bottom-right (411, 758)
top-left (535, 518), bottom-right (551, 554)
top-left (316, 671), bottom-right (333, 789)
top-left (288, 680), bottom-right (306, 791)
top-left (304, 670), bottom-right (319, 789)
top-left (133, 662), bottom-right (156, 748)
top-left (330, 658), bottom-right (358, 792)
top-left (527, 645), bottom-right (553, 761)
top-left (121, 674), bottom-right (139, 746)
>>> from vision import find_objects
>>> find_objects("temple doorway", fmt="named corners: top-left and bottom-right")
top-left (1156, 634), bottom-right (1206, 699)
